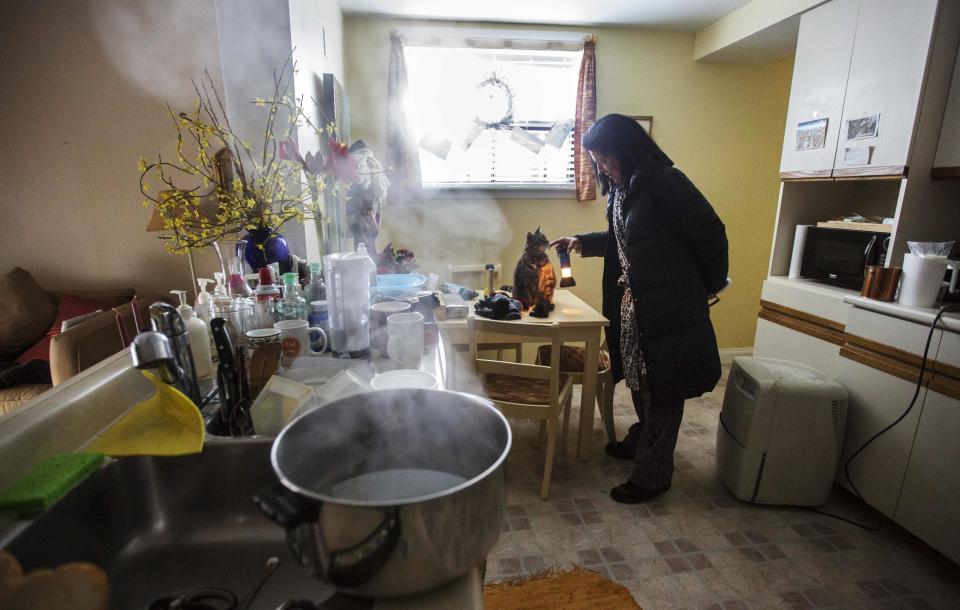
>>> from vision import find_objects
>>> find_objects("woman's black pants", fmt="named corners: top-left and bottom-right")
top-left (622, 382), bottom-right (686, 489)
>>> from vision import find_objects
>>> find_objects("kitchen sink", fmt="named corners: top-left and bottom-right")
top-left (1, 438), bottom-right (333, 609)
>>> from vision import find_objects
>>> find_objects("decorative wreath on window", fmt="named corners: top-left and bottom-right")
top-left (474, 73), bottom-right (515, 129)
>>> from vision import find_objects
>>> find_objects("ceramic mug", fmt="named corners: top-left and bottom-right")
top-left (370, 301), bottom-right (411, 354)
top-left (386, 311), bottom-right (424, 370)
top-left (274, 319), bottom-right (328, 366)
top-left (245, 327), bottom-right (282, 350)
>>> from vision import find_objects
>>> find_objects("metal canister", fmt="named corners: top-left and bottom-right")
top-left (483, 264), bottom-right (496, 297)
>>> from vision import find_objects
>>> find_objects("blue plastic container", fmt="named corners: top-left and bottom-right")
top-left (371, 273), bottom-right (426, 297)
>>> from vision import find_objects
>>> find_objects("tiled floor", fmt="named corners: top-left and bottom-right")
top-left (484, 365), bottom-right (960, 609)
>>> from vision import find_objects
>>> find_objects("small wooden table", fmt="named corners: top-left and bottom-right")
top-left (438, 289), bottom-right (609, 461)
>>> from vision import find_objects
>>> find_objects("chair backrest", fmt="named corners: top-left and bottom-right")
top-left (467, 317), bottom-right (563, 402)
top-left (448, 263), bottom-right (502, 291)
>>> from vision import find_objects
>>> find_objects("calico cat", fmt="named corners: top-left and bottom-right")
top-left (513, 227), bottom-right (557, 311)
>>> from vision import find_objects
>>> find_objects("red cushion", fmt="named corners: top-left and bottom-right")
top-left (15, 294), bottom-right (110, 363)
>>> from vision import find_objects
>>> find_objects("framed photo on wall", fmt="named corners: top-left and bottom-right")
top-left (628, 115), bottom-right (653, 136)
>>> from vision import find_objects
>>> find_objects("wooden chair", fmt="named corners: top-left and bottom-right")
top-left (467, 317), bottom-right (574, 500)
top-left (447, 263), bottom-right (503, 292)
top-left (535, 341), bottom-right (617, 443)
top-left (448, 262), bottom-right (522, 363)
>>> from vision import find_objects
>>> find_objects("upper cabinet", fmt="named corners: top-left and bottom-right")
top-left (779, 0), bottom-right (859, 178)
top-left (780, 0), bottom-right (940, 179)
top-left (833, 0), bottom-right (939, 177)
top-left (932, 48), bottom-right (960, 178)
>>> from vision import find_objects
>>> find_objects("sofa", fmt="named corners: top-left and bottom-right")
top-left (0, 267), bottom-right (158, 416)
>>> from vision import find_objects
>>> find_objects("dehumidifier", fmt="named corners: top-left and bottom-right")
top-left (716, 356), bottom-right (848, 506)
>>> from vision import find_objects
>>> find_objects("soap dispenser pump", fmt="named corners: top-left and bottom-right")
top-left (171, 289), bottom-right (214, 379)
top-left (195, 278), bottom-right (214, 324)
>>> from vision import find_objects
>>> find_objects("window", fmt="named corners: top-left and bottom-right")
top-left (404, 41), bottom-right (582, 190)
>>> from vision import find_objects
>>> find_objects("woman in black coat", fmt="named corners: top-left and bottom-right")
top-left (551, 114), bottom-right (728, 504)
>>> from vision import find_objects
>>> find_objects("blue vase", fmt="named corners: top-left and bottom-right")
top-left (243, 228), bottom-right (290, 272)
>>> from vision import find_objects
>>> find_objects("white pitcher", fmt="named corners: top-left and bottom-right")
top-left (898, 253), bottom-right (960, 308)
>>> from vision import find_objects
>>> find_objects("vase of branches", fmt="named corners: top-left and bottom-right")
top-left (138, 57), bottom-right (359, 271)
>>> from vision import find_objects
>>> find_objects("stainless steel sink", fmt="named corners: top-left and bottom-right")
top-left (2, 438), bottom-right (333, 609)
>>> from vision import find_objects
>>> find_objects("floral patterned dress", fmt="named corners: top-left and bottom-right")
top-left (611, 186), bottom-right (646, 392)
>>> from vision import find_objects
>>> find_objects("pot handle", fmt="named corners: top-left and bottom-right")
top-left (253, 484), bottom-right (318, 528)
top-left (254, 485), bottom-right (402, 588)
top-left (326, 507), bottom-right (402, 588)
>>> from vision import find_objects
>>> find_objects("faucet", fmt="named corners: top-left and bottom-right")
top-left (130, 331), bottom-right (201, 407)
top-left (139, 302), bottom-right (201, 405)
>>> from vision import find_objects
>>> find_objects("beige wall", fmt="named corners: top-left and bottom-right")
top-left (0, 0), bottom-right (343, 296)
top-left (344, 18), bottom-right (793, 349)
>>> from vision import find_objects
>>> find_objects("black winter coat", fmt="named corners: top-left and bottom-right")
top-left (577, 164), bottom-right (728, 400)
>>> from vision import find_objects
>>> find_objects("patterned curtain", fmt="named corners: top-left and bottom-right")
top-left (386, 29), bottom-right (421, 206)
top-left (574, 35), bottom-right (597, 202)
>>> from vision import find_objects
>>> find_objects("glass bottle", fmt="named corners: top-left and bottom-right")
top-left (275, 272), bottom-right (309, 321)
top-left (253, 267), bottom-right (281, 328)
top-left (308, 300), bottom-right (330, 353)
top-left (304, 261), bottom-right (326, 303)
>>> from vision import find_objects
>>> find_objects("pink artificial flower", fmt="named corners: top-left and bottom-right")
top-left (324, 137), bottom-right (358, 183)
top-left (278, 139), bottom-right (304, 165)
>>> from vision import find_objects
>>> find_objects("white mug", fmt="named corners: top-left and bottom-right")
top-left (386, 311), bottom-right (424, 370)
top-left (274, 319), bottom-right (327, 366)
top-left (370, 301), bottom-right (412, 354)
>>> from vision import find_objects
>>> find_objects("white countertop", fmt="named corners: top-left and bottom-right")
top-left (842, 295), bottom-right (960, 333)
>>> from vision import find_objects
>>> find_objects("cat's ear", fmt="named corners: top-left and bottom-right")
top-left (536, 225), bottom-right (541, 234)
top-left (526, 232), bottom-right (533, 242)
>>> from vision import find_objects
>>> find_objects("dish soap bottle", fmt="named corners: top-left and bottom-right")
top-left (275, 272), bottom-right (309, 321)
top-left (195, 278), bottom-right (214, 324)
top-left (170, 290), bottom-right (214, 379)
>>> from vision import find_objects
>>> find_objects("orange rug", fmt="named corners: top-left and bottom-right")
top-left (483, 566), bottom-right (640, 610)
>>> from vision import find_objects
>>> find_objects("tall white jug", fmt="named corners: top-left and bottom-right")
top-left (323, 252), bottom-right (371, 357)
top-left (898, 253), bottom-right (960, 308)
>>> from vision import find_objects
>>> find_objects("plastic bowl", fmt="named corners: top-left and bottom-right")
top-left (372, 273), bottom-right (426, 297)
top-left (370, 369), bottom-right (439, 391)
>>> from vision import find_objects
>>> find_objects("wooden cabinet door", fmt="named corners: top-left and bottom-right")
top-left (779, 0), bottom-right (859, 178)
top-left (833, 0), bottom-right (939, 177)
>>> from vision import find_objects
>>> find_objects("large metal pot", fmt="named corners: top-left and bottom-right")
top-left (254, 388), bottom-right (511, 598)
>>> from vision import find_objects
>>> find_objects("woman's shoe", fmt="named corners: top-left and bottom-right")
top-left (610, 481), bottom-right (671, 504)
top-left (604, 441), bottom-right (635, 461)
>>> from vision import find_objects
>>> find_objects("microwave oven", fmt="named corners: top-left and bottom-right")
top-left (799, 227), bottom-right (890, 289)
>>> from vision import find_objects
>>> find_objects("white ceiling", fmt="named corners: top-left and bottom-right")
top-left (339, 0), bottom-right (755, 32)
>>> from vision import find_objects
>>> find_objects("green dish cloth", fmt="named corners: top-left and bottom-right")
top-left (0, 453), bottom-right (105, 513)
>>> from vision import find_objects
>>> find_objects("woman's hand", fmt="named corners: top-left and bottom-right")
top-left (549, 236), bottom-right (582, 254)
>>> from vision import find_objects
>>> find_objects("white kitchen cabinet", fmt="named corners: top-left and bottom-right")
top-left (895, 327), bottom-right (960, 564)
top-left (832, 0), bottom-right (940, 177)
top-left (753, 318), bottom-right (844, 377)
top-left (833, 357), bottom-right (926, 517)
top-left (932, 46), bottom-right (960, 178)
top-left (779, 0), bottom-right (944, 179)
top-left (779, 0), bottom-right (859, 178)
top-left (833, 307), bottom-right (940, 517)
top-left (895, 388), bottom-right (960, 564)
